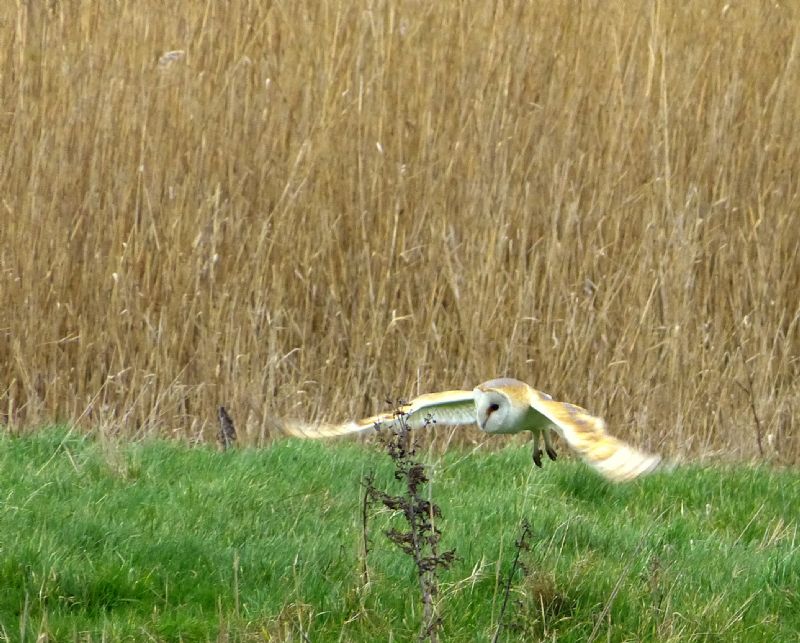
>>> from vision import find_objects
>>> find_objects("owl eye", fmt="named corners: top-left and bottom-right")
top-left (487, 402), bottom-right (500, 415)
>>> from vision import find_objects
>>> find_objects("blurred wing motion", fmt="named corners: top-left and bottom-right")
top-left (281, 377), bottom-right (661, 483)
top-left (282, 390), bottom-right (477, 439)
top-left (527, 388), bottom-right (661, 483)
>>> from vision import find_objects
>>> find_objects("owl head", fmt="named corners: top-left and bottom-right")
top-left (474, 378), bottom-right (532, 434)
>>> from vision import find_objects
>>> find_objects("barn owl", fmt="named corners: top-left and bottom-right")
top-left (283, 378), bottom-right (661, 483)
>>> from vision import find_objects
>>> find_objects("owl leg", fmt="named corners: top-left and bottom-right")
top-left (532, 432), bottom-right (543, 468)
top-left (543, 429), bottom-right (558, 461)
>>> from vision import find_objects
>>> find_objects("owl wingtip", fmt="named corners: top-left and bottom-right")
top-left (612, 452), bottom-right (664, 483)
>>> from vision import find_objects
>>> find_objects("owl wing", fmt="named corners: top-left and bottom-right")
top-left (527, 388), bottom-right (661, 482)
top-left (282, 389), bottom-right (477, 439)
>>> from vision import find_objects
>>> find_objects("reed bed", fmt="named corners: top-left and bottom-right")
top-left (1, 1), bottom-right (798, 461)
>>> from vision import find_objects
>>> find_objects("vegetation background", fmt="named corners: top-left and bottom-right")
top-left (2, 1), bottom-right (798, 461)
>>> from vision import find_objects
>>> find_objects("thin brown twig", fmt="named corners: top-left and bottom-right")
top-left (492, 519), bottom-right (533, 643)
top-left (360, 469), bottom-right (375, 586)
top-left (735, 343), bottom-right (765, 458)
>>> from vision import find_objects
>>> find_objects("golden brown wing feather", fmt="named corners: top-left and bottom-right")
top-left (528, 388), bottom-right (660, 482)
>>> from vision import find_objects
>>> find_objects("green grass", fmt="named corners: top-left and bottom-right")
top-left (1, 430), bottom-right (798, 641)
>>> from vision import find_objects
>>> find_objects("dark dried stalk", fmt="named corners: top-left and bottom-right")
top-left (365, 410), bottom-right (455, 642)
top-left (360, 469), bottom-right (375, 586)
top-left (734, 340), bottom-right (765, 458)
top-left (492, 519), bottom-right (532, 643)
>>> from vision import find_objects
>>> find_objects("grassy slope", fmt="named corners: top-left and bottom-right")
top-left (0, 431), bottom-right (798, 641)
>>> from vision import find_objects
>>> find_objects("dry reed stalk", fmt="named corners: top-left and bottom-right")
top-left (0, 2), bottom-right (798, 461)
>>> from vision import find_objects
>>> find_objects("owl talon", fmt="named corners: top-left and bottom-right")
top-left (546, 446), bottom-right (558, 461)
top-left (533, 448), bottom-right (543, 468)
